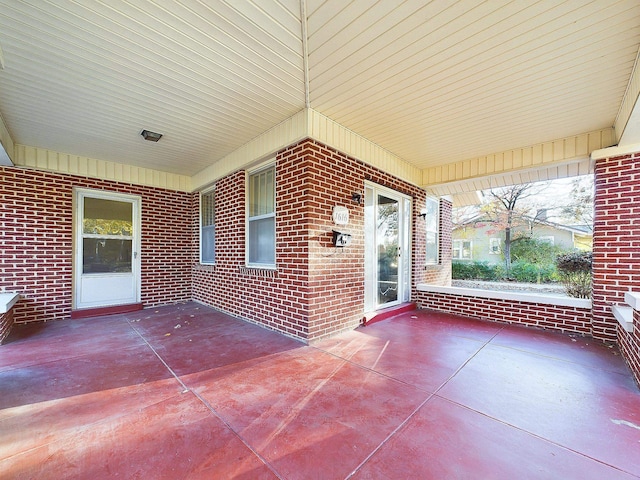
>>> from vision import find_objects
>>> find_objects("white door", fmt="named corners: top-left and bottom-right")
top-left (74, 189), bottom-right (141, 309)
top-left (364, 183), bottom-right (411, 313)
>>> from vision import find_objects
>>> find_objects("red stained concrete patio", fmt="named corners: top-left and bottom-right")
top-left (1, 302), bottom-right (639, 479)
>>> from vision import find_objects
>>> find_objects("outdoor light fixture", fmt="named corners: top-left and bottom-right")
top-left (419, 209), bottom-right (427, 219)
top-left (352, 192), bottom-right (363, 204)
top-left (141, 129), bottom-right (163, 142)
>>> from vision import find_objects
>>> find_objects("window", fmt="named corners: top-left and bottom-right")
top-left (538, 235), bottom-right (555, 245)
top-left (247, 165), bottom-right (275, 266)
top-left (200, 189), bottom-right (215, 264)
top-left (489, 237), bottom-right (501, 254)
top-left (425, 197), bottom-right (439, 264)
top-left (453, 239), bottom-right (472, 260)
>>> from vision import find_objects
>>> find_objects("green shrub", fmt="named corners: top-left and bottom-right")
top-left (452, 261), bottom-right (503, 281)
top-left (509, 261), bottom-right (558, 283)
top-left (556, 252), bottom-right (592, 298)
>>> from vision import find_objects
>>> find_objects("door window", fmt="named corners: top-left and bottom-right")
top-left (82, 197), bottom-right (133, 273)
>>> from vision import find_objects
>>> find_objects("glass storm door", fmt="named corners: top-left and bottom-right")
top-left (75, 189), bottom-right (141, 309)
top-left (364, 184), bottom-right (411, 312)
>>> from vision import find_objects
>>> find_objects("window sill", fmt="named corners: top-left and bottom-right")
top-left (417, 284), bottom-right (591, 309)
top-left (240, 266), bottom-right (278, 278)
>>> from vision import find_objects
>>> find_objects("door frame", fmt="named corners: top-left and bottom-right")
top-left (73, 188), bottom-right (142, 309)
top-left (363, 182), bottom-right (412, 313)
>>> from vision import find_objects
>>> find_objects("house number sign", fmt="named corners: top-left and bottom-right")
top-left (333, 206), bottom-right (349, 225)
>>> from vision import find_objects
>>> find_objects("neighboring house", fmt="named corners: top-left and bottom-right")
top-left (453, 215), bottom-right (592, 263)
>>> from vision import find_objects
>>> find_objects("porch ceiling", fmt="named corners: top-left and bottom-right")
top-left (0, 1), bottom-right (639, 178)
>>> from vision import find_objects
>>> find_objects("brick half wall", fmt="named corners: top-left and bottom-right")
top-left (415, 289), bottom-right (592, 335)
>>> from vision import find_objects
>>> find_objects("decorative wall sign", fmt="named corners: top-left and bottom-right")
top-left (332, 206), bottom-right (349, 225)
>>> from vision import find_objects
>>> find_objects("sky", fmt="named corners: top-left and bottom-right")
top-left (454, 174), bottom-right (594, 227)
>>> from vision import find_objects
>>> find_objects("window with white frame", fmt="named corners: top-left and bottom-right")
top-left (489, 237), bottom-right (501, 255)
top-left (425, 197), bottom-right (439, 265)
top-left (200, 189), bottom-right (215, 264)
top-left (453, 239), bottom-right (472, 260)
top-left (247, 165), bottom-right (275, 266)
top-left (538, 235), bottom-right (555, 245)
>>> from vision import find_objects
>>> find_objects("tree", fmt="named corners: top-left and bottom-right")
top-left (559, 175), bottom-right (594, 226)
top-left (479, 182), bottom-right (550, 275)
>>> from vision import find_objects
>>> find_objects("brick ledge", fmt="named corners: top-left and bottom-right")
top-left (417, 284), bottom-right (591, 309)
top-left (0, 293), bottom-right (20, 314)
top-left (612, 305), bottom-right (634, 333)
top-left (624, 292), bottom-right (640, 311)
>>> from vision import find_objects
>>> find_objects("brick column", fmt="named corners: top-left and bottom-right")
top-left (592, 151), bottom-right (640, 341)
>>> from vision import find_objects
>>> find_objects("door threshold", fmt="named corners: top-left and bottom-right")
top-left (363, 302), bottom-right (417, 326)
top-left (71, 302), bottom-right (143, 319)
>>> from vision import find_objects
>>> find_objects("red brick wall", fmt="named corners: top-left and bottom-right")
top-left (593, 151), bottom-right (640, 384)
top-left (618, 310), bottom-right (640, 386)
top-left (415, 291), bottom-right (592, 335)
top-left (192, 139), bottom-right (435, 341)
top-left (592, 152), bottom-right (640, 341)
top-left (192, 170), bottom-right (311, 338)
top-left (0, 309), bottom-right (14, 344)
top-left (1, 166), bottom-right (192, 324)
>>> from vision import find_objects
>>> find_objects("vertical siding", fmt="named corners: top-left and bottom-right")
top-left (422, 128), bottom-right (616, 189)
top-left (13, 145), bottom-right (191, 192)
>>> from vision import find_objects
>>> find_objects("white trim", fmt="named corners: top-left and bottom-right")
top-left (0, 293), bottom-right (20, 313)
top-left (246, 162), bottom-right (276, 268)
top-left (417, 284), bottom-right (591, 309)
top-left (364, 181), bottom-right (412, 312)
top-left (591, 143), bottom-right (640, 160)
top-left (424, 195), bottom-right (439, 265)
top-left (199, 187), bottom-right (216, 265)
top-left (612, 305), bottom-right (634, 332)
top-left (73, 188), bottom-right (142, 309)
top-left (624, 291), bottom-right (640, 310)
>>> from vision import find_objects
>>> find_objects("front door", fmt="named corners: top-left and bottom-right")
top-left (364, 183), bottom-right (411, 313)
top-left (74, 189), bottom-right (141, 309)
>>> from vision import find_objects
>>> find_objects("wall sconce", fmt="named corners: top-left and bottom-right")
top-left (418, 209), bottom-right (427, 219)
top-left (352, 192), bottom-right (363, 205)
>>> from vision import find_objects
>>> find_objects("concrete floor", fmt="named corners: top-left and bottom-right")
top-left (1, 302), bottom-right (639, 479)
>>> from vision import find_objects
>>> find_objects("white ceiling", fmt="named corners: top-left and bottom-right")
top-left (0, 0), bottom-right (638, 178)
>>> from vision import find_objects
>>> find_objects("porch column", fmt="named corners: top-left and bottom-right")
top-left (592, 150), bottom-right (640, 344)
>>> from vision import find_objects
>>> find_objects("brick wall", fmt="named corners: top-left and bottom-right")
top-left (192, 138), bottom-right (435, 341)
top-left (592, 152), bottom-right (640, 341)
top-left (617, 309), bottom-right (640, 386)
top-left (1, 166), bottom-right (192, 324)
top-left (415, 291), bottom-right (592, 335)
top-left (192, 169), bottom-right (311, 338)
top-left (618, 310), bottom-right (640, 387)
top-left (0, 309), bottom-right (14, 344)
top-left (592, 150), bottom-right (640, 384)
